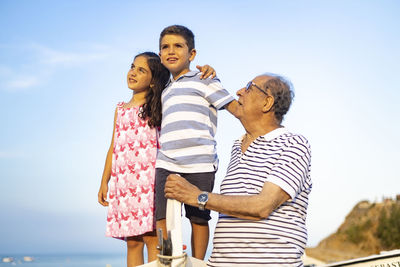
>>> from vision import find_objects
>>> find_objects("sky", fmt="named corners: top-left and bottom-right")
top-left (1, 0), bottom-right (399, 256)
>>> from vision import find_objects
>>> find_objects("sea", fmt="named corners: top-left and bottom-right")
top-left (0, 254), bottom-right (127, 267)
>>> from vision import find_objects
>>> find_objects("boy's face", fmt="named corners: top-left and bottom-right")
top-left (159, 34), bottom-right (196, 79)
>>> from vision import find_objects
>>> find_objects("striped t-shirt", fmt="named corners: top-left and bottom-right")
top-left (208, 127), bottom-right (312, 267)
top-left (156, 71), bottom-right (234, 173)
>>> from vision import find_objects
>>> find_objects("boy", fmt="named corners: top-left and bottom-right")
top-left (156, 25), bottom-right (239, 260)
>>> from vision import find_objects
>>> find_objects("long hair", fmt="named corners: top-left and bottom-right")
top-left (135, 52), bottom-right (170, 127)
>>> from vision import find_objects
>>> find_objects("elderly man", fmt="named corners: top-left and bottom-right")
top-left (165, 74), bottom-right (312, 266)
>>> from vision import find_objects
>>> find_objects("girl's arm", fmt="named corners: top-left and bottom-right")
top-left (98, 108), bottom-right (118, 207)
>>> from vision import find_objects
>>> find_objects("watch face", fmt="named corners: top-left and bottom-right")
top-left (198, 193), bottom-right (208, 202)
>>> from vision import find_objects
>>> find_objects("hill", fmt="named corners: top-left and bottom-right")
top-left (306, 196), bottom-right (400, 263)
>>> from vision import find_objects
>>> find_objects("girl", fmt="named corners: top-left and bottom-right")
top-left (98, 52), bottom-right (215, 267)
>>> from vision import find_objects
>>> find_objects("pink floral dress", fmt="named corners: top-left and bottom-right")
top-left (106, 102), bottom-right (158, 238)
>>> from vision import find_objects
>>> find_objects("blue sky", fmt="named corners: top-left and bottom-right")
top-left (1, 0), bottom-right (399, 256)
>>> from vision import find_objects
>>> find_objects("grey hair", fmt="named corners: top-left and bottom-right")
top-left (262, 73), bottom-right (295, 123)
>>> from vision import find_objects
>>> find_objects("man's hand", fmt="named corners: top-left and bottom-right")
top-left (164, 174), bottom-right (201, 207)
top-left (196, 65), bottom-right (216, 79)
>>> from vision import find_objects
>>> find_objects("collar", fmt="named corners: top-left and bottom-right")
top-left (171, 70), bottom-right (199, 82)
top-left (261, 127), bottom-right (288, 141)
top-left (240, 127), bottom-right (288, 142)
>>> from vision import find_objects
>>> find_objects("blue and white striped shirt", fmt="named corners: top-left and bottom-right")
top-left (208, 127), bottom-right (312, 267)
top-left (156, 71), bottom-right (234, 173)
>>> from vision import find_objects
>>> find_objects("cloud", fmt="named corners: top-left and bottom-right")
top-left (0, 64), bottom-right (46, 92)
top-left (0, 150), bottom-right (27, 159)
top-left (31, 43), bottom-right (109, 66)
top-left (0, 43), bottom-right (111, 92)
top-left (5, 76), bottom-right (40, 89)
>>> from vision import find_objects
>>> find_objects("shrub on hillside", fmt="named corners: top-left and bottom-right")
top-left (376, 204), bottom-right (400, 249)
top-left (345, 220), bottom-right (372, 244)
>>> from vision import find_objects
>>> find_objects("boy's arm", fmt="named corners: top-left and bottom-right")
top-left (224, 99), bottom-right (240, 118)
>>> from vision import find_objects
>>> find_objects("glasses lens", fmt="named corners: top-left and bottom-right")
top-left (246, 81), bottom-right (252, 91)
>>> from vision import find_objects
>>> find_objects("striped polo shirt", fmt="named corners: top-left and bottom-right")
top-left (208, 127), bottom-right (312, 267)
top-left (156, 71), bottom-right (235, 173)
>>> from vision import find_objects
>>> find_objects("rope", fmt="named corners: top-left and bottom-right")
top-left (156, 252), bottom-right (187, 267)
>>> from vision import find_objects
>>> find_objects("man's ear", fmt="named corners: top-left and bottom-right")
top-left (189, 49), bottom-right (197, 62)
top-left (262, 96), bottom-right (274, 113)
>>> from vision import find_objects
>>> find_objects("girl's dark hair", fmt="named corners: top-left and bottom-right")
top-left (136, 52), bottom-right (170, 128)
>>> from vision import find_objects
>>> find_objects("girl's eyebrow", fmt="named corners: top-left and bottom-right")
top-left (139, 67), bottom-right (148, 73)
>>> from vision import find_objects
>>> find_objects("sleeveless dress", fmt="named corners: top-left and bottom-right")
top-left (106, 102), bottom-right (158, 238)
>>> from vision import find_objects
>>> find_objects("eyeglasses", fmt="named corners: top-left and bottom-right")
top-left (245, 81), bottom-right (269, 96)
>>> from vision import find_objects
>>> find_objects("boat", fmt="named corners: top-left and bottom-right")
top-left (138, 199), bottom-right (206, 267)
top-left (140, 200), bottom-right (400, 267)
top-left (320, 249), bottom-right (400, 267)
top-left (2, 257), bottom-right (14, 263)
top-left (23, 256), bottom-right (34, 262)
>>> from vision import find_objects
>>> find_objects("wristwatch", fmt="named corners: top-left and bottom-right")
top-left (197, 191), bottom-right (209, 211)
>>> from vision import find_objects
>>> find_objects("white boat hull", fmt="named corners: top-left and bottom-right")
top-left (321, 250), bottom-right (400, 267)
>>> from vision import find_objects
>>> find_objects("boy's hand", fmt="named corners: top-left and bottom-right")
top-left (196, 65), bottom-right (216, 79)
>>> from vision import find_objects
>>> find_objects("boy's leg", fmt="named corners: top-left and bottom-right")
top-left (126, 236), bottom-right (144, 267)
top-left (191, 221), bottom-right (209, 260)
top-left (183, 171), bottom-right (215, 260)
top-left (155, 168), bottom-right (171, 240)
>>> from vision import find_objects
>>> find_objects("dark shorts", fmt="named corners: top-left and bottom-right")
top-left (155, 168), bottom-right (215, 224)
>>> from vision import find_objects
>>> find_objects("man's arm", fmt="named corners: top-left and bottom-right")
top-left (164, 174), bottom-right (290, 220)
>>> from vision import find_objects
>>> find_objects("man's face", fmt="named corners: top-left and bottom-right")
top-left (159, 34), bottom-right (196, 79)
top-left (236, 75), bottom-right (270, 120)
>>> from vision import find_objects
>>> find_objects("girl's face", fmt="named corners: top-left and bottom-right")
top-left (127, 56), bottom-right (153, 93)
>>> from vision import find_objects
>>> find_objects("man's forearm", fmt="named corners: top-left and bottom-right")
top-left (206, 193), bottom-right (271, 220)
top-left (164, 174), bottom-right (290, 221)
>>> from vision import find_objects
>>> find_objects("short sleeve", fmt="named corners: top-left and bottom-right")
top-left (202, 76), bottom-right (235, 110)
top-left (266, 135), bottom-right (312, 199)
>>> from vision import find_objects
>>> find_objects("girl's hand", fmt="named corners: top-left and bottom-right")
top-left (98, 183), bottom-right (109, 206)
top-left (196, 65), bottom-right (216, 80)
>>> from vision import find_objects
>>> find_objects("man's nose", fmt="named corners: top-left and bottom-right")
top-left (236, 87), bottom-right (245, 96)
